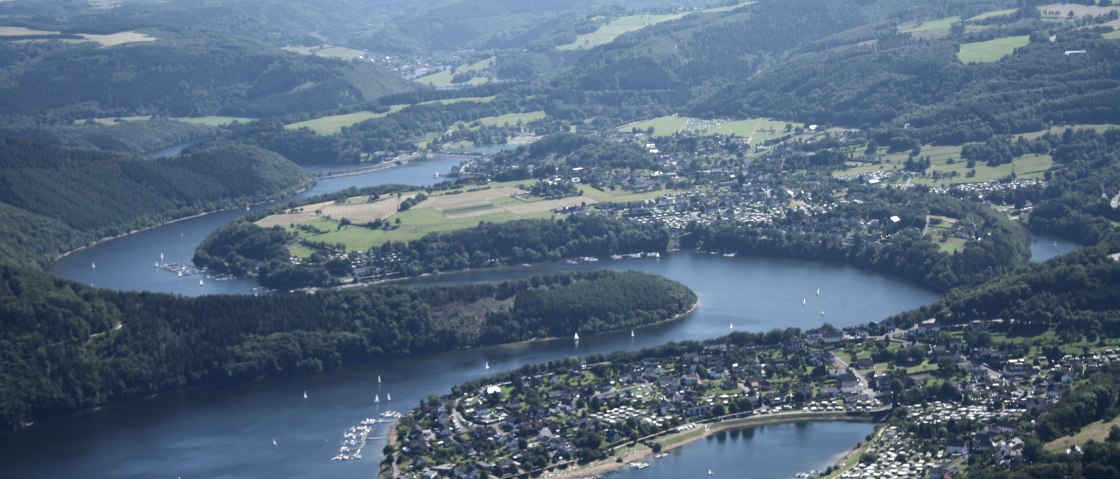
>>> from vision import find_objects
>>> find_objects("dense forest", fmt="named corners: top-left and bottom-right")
top-left (0, 34), bottom-right (412, 120)
top-left (887, 244), bottom-right (1120, 333)
top-left (0, 266), bottom-right (695, 431)
top-left (0, 139), bottom-right (312, 267)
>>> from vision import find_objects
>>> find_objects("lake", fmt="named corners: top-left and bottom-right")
top-left (18, 157), bottom-right (1079, 478)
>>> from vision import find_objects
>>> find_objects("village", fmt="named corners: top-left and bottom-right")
top-left (386, 316), bottom-right (1109, 479)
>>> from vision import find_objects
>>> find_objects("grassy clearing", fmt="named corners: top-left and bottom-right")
top-left (899, 16), bottom-right (959, 33)
top-left (1039, 3), bottom-right (1120, 19)
top-left (285, 106), bottom-right (406, 135)
top-left (1015, 123), bottom-right (1120, 140)
top-left (966, 9), bottom-right (1017, 22)
top-left (419, 96), bottom-right (496, 106)
top-left (1106, 29), bottom-right (1120, 40)
top-left (838, 143), bottom-right (1053, 187)
top-left (174, 116), bottom-right (253, 127)
top-left (0, 26), bottom-right (60, 36)
top-left (416, 57), bottom-right (494, 87)
top-left (78, 31), bottom-right (156, 47)
top-left (578, 185), bottom-right (675, 203)
top-left (471, 111), bottom-right (546, 128)
top-left (557, 13), bottom-right (687, 50)
top-left (1045, 416), bottom-right (1120, 452)
top-left (957, 35), bottom-right (1030, 63)
top-left (620, 116), bottom-right (689, 135)
top-left (283, 45), bottom-right (365, 59)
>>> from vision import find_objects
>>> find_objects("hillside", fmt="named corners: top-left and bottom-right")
top-left (0, 34), bottom-right (413, 120)
top-left (0, 268), bottom-right (696, 431)
top-left (0, 140), bottom-right (312, 266)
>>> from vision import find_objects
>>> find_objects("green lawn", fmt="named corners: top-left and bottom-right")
top-left (957, 35), bottom-right (1030, 63)
top-left (1016, 123), bottom-right (1120, 141)
top-left (173, 116), bottom-right (253, 126)
top-left (1105, 29), bottom-right (1120, 40)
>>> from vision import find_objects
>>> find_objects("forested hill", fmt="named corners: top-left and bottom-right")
top-left (886, 244), bottom-right (1120, 331)
top-left (0, 267), bottom-right (696, 431)
top-left (0, 34), bottom-right (413, 119)
top-left (0, 140), bottom-right (312, 267)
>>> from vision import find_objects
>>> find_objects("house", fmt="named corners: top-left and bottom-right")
top-left (947, 439), bottom-right (969, 456)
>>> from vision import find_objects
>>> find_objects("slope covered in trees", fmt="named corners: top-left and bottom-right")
top-left (0, 34), bottom-right (413, 120)
top-left (0, 139), bottom-right (312, 266)
top-left (0, 266), bottom-right (695, 431)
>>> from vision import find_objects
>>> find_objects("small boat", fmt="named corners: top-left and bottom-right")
top-left (485, 361), bottom-right (490, 370)
top-left (199, 279), bottom-right (204, 287)
top-left (303, 390), bottom-right (308, 400)
top-left (374, 394), bottom-right (379, 403)
top-left (155, 261), bottom-right (159, 268)
top-left (272, 438), bottom-right (277, 447)
top-left (820, 311), bottom-right (825, 317)
top-left (377, 375), bottom-right (381, 384)
top-left (387, 393), bottom-right (391, 401)
top-left (708, 469), bottom-right (714, 475)
top-left (816, 288), bottom-right (820, 296)
top-left (729, 322), bottom-right (734, 330)
top-left (802, 298), bottom-right (806, 305)
top-left (177, 271), bottom-right (182, 278)
top-left (631, 330), bottom-right (635, 338)
top-left (434, 172), bottom-right (439, 178)
top-left (91, 261), bottom-right (96, 269)
top-left (160, 252), bottom-right (164, 261)
top-left (573, 332), bottom-right (580, 341)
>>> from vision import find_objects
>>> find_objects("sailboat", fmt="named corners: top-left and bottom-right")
top-left (377, 375), bottom-right (381, 384)
top-left (303, 390), bottom-right (308, 400)
top-left (802, 298), bottom-right (806, 305)
top-left (708, 469), bottom-right (714, 475)
top-left (160, 252), bottom-right (164, 262)
top-left (631, 329), bottom-right (635, 338)
top-left (178, 271), bottom-right (183, 278)
top-left (573, 332), bottom-right (580, 341)
top-left (199, 278), bottom-right (204, 287)
top-left (272, 438), bottom-right (277, 447)
top-left (374, 394), bottom-right (380, 404)
top-left (816, 288), bottom-right (820, 296)
top-left (91, 261), bottom-right (96, 269)
top-left (485, 361), bottom-right (490, 370)
top-left (387, 393), bottom-right (392, 401)
top-left (729, 322), bottom-right (734, 330)
top-left (155, 261), bottom-right (159, 268)
top-left (820, 311), bottom-right (825, 317)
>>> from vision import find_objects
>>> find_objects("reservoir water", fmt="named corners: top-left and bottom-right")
top-left (15, 159), bottom-right (1078, 478)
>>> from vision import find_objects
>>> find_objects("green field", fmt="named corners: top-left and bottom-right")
top-left (472, 111), bottom-right (546, 128)
top-left (899, 16), bottom-right (959, 33)
top-left (966, 9), bottom-right (1017, 22)
top-left (174, 116), bottom-right (253, 126)
top-left (838, 143), bottom-right (1054, 187)
top-left (1105, 29), bottom-right (1120, 40)
top-left (285, 106), bottom-right (406, 135)
top-left (557, 13), bottom-right (687, 50)
top-left (284, 45), bottom-right (365, 59)
top-left (1015, 123), bottom-right (1120, 140)
top-left (620, 116), bottom-right (688, 135)
top-left (578, 185), bottom-right (676, 203)
top-left (416, 57), bottom-right (494, 87)
top-left (957, 35), bottom-right (1030, 63)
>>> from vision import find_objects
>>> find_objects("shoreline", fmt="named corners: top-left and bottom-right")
top-left (540, 412), bottom-right (880, 479)
top-left (50, 181), bottom-right (314, 264)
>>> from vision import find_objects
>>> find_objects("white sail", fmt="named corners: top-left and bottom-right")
top-left (374, 394), bottom-right (379, 403)
top-left (303, 390), bottom-right (308, 399)
top-left (485, 361), bottom-right (490, 370)
top-left (573, 332), bottom-right (580, 341)
top-left (387, 393), bottom-right (391, 401)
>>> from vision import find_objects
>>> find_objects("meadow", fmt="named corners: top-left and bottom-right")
top-left (957, 35), bottom-right (1029, 63)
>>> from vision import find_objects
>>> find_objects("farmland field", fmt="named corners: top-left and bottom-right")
top-left (620, 116), bottom-right (688, 135)
top-left (283, 45), bottom-right (366, 59)
top-left (966, 9), bottom-right (1016, 22)
top-left (957, 35), bottom-right (1029, 63)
